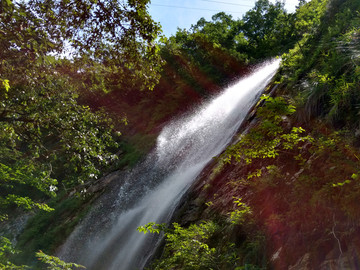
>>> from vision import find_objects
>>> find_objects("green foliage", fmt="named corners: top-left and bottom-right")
top-left (1, 0), bottom-right (163, 91)
top-left (139, 221), bottom-right (240, 270)
top-left (332, 179), bottom-right (351, 187)
top-left (124, 0), bottom-right (306, 137)
top-left (0, 76), bottom-right (119, 223)
top-left (224, 96), bottom-right (313, 165)
top-left (257, 95), bottom-right (296, 123)
top-left (36, 251), bottom-right (85, 270)
top-left (158, 222), bottom-right (217, 270)
top-left (0, 3), bottom-right (163, 266)
top-left (5, 0), bottom-right (360, 269)
top-left (137, 222), bottom-right (167, 235)
top-left (155, 2), bottom-right (360, 269)
top-left (229, 198), bottom-right (252, 225)
top-left (156, 0), bottom-right (300, 97)
top-left (0, 0), bottom-right (163, 234)
top-left (1, 79), bottom-right (10, 93)
top-left (13, 195), bottom-right (89, 266)
top-left (280, 0), bottom-right (329, 83)
top-left (294, 0), bottom-right (328, 36)
top-left (3, 195), bottom-right (54, 212)
top-left (280, 0), bottom-right (360, 128)
top-left (242, 0), bottom-right (297, 59)
top-left (1, 235), bottom-right (84, 269)
top-left (0, 0), bottom-right (163, 187)
top-left (239, 234), bottom-right (267, 270)
top-left (114, 134), bottom-right (157, 169)
top-left (0, 237), bottom-right (28, 270)
top-left (247, 169), bottom-right (263, 180)
top-left (139, 216), bottom-right (270, 270)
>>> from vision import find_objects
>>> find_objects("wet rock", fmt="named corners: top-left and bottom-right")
top-left (320, 245), bottom-right (360, 270)
top-left (289, 253), bottom-right (311, 270)
top-left (86, 171), bottom-right (121, 194)
top-left (0, 212), bottom-right (32, 245)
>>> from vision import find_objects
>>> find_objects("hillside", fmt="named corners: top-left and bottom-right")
top-left (146, 0), bottom-right (360, 269)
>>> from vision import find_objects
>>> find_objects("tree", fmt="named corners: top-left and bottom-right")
top-left (242, 0), bottom-right (297, 59)
top-left (0, 0), bottom-right (163, 203)
top-left (0, 0), bottom-right (163, 267)
top-left (192, 12), bottom-right (238, 49)
top-left (294, 0), bottom-right (328, 37)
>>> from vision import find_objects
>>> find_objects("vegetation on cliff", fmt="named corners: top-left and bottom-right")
top-left (141, 0), bottom-right (360, 269)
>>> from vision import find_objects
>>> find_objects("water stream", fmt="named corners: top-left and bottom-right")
top-left (58, 59), bottom-right (280, 270)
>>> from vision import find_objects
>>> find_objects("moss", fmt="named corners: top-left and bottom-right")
top-left (114, 133), bottom-right (157, 169)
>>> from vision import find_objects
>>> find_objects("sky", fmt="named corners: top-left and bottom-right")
top-left (148, 0), bottom-right (302, 37)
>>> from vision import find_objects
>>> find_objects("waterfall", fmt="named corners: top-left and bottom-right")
top-left (58, 59), bottom-right (280, 270)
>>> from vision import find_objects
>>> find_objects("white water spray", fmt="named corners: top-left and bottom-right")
top-left (58, 59), bottom-right (280, 270)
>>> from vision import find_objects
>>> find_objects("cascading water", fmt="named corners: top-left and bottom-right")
top-left (58, 59), bottom-right (280, 270)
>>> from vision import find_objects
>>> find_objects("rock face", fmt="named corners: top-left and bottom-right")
top-left (289, 253), bottom-right (311, 270)
top-left (166, 91), bottom-right (360, 269)
top-left (86, 171), bottom-right (122, 194)
top-left (289, 244), bottom-right (360, 270)
top-left (0, 213), bottom-right (31, 245)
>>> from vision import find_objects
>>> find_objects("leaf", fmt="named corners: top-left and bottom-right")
top-left (36, 250), bottom-right (85, 269)
top-left (1, 79), bottom-right (10, 92)
top-left (332, 180), bottom-right (351, 187)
